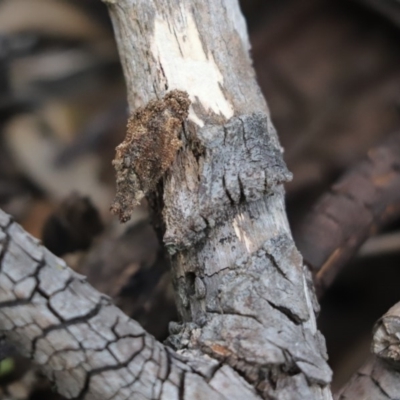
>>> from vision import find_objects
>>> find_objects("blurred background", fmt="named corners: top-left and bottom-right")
top-left (0, 0), bottom-right (399, 398)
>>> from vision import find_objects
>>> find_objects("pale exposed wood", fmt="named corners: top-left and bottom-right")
top-left (104, 0), bottom-right (333, 399)
top-left (0, 0), bottom-right (335, 398)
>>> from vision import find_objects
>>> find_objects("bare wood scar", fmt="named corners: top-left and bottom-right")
top-left (111, 90), bottom-right (191, 223)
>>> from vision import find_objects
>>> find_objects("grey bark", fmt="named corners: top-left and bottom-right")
top-left (0, 0), bottom-right (334, 399)
top-left (0, 208), bottom-right (260, 400)
top-left (335, 302), bottom-right (400, 400)
top-left (104, 0), bottom-right (332, 399)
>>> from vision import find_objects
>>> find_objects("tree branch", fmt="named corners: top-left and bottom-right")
top-left (0, 0), bottom-right (336, 398)
top-left (0, 208), bottom-right (261, 400)
top-left (103, 0), bottom-right (332, 398)
top-left (335, 302), bottom-right (400, 399)
top-left (295, 132), bottom-right (400, 297)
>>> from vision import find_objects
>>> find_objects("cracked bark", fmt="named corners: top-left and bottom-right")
top-left (0, 208), bottom-right (260, 400)
top-left (0, 0), bottom-right (333, 399)
top-left (103, 0), bottom-right (332, 399)
top-left (336, 302), bottom-right (400, 400)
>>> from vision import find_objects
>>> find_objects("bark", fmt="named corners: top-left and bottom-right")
top-left (0, 208), bottom-right (261, 400)
top-left (104, 0), bottom-right (332, 398)
top-left (335, 302), bottom-right (400, 400)
top-left (295, 132), bottom-right (400, 297)
top-left (335, 357), bottom-right (400, 400)
top-left (0, 0), bottom-right (334, 399)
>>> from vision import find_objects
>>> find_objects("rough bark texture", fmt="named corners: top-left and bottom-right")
top-left (336, 302), bottom-right (400, 399)
top-left (373, 302), bottom-right (400, 368)
top-left (0, 208), bottom-right (262, 400)
top-left (335, 357), bottom-right (400, 400)
top-left (295, 132), bottom-right (400, 297)
top-left (105, 0), bottom-right (332, 399)
top-left (0, 0), bottom-right (334, 398)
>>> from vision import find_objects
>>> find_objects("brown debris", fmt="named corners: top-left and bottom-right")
top-left (110, 90), bottom-right (191, 223)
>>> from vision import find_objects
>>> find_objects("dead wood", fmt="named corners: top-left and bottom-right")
top-left (0, 208), bottom-right (262, 399)
top-left (335, 302), bottom-right (400, 399)
top-left (295, 132), bottom-right (400, 297)
top-left (0, 0), bottom-right (336, 398)
top-left (103, 0), bottom-right (332, 398)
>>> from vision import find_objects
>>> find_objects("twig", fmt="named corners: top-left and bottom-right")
top-left (358, 231), bottom-right (400, 258)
